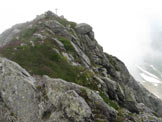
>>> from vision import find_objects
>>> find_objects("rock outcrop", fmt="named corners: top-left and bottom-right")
top-left (0, 11), bottom-right (161, 122)
top-left (0, 57), bottom-right (117, 122)
top-left (0, 58), bottom-right (39, 122)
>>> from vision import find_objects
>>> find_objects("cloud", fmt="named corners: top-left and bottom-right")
top-left (1, 0), bottom-right (162, 78)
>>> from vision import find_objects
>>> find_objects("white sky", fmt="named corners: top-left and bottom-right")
top-left (0, 0), bottom-right (162, 72)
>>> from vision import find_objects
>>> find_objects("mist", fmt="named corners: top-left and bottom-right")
top-left (124, 17), bottom-right (162, 81)
top-left (0, 0), bottom-right (162, 82)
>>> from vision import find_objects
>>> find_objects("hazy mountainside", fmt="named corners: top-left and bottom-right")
top-left (132, 31), bottom-right (162, 100)
top-left (134, 64), bottom-right (162, 100)
top-left (0, 11), bottom-right (162, 122)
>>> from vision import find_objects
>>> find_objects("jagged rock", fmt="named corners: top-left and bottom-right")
top-left (62, 52), bottom-right (74, 62)
top-left (0, 22), bottom-right (31, 47)
top-left (44, 10), bottom-right (57, 18)
top-left (136, 86), bottom-right (162, 117)
top-left (102, 77), bottom-right (118, 100)
top-left (0, 57), bottom-right (118, 122)
top-left (113, 56), bottom-right (130, 83)
top-left (44, 20), bottom-right (71, 39)
top-left (84, 35), bottom-right (96, 48)
top-left (133, 113), bottom-right (162, 122)
top-left (59, 90), bottom-right (92, 122)
top-left (40, 76), bottom-right (117, 122)
top-left (137, 103), bottom-right (154, 114)
top-left (0, 10), bottom-right (162, 121)
top-left (0, 57), bottom-right (40, 122)
top-left (98, 67), bottom-right (108, 77)
top-left (33, 33), bottom-right (45, 40)
top-left (44, 76), bottom-right (116, 121)
top-left (76, 23), bottom-right (92, 34)
top-left (71, 41), bottom-right (91, 67)
top-left (116, 83), bottom-right (125, 101)
top-left (52, 38), bottom-right (65, 50)
top-left (125, 76), bottom-right (162, 117)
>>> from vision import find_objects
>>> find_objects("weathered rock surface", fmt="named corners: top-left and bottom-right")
top-left (0, 57), bottom-right (39, 122)
top-left (76, 23), bottom-right (92, 34)
top-left (0, 57), bottom-right (118, 122)
top-left (36, 76), bottom-right (117, 122)
top-left (0, 11), bottom-right (162, 122)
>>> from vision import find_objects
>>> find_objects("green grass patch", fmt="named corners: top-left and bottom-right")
top-left (20, 27), bottom-right (37, 40)
top-left (57, 36), bottom-right (75, 53)
top-left (100, 92), bottom-right (119, 110)
top-left (1, 40), bottom-right (120, 112)
top-left (55, 17), bottom-right (77, 29)
top-left (0, 40), bottom-right (97, 90)
top-left (55, 36), bottom-right (81, 63)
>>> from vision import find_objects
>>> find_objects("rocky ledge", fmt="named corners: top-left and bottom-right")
top-left (0, 11), bottom-right (161, 122)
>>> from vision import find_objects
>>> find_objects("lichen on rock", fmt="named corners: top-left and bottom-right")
top-left (0, 11), bottom-right (161, 122)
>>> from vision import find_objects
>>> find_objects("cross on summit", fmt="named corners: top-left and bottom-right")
top-left (55, 8), bottom-right (58, 15)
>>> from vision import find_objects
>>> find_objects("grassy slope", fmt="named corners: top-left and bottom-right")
top-left (0, 17), bottom-right (126, 121)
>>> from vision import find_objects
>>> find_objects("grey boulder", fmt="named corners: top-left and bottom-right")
top-left (76, 23), bottom-right (92, 34)
top-left (0, 57), bottom-right (40, 122)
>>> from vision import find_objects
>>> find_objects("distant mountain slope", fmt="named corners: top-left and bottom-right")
top-left (132, 29), bottom-right (162, 100)
top-left (134, 64), bottom-right (162, 99)
top-left (0, 11), bottom-right (162, 122)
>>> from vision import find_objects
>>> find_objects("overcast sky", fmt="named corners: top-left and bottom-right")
top-left (0, 0), bottom-right (162, 73)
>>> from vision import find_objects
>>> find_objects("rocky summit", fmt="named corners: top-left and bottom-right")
top-left (0, 11), bottom-right (161, 122)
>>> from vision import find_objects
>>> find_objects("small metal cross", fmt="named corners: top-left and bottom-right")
top-left (55, 8), bottom-right (58, 15)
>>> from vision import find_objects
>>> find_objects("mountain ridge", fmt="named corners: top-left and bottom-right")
top-left (0, 11), bottom-right (161, 122)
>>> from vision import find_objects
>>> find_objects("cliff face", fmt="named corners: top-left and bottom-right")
top-left (0, 11), bottom-right (162, 122)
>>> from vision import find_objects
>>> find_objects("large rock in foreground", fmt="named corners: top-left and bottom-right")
top-left (0, 57), bottom-right (118, 122)
top-left (35, 76), bottom-right (117, 122)
top-left (0, 57), bottom-right (39, 122)
top-left (0, 11), bottom-right (162, 122)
